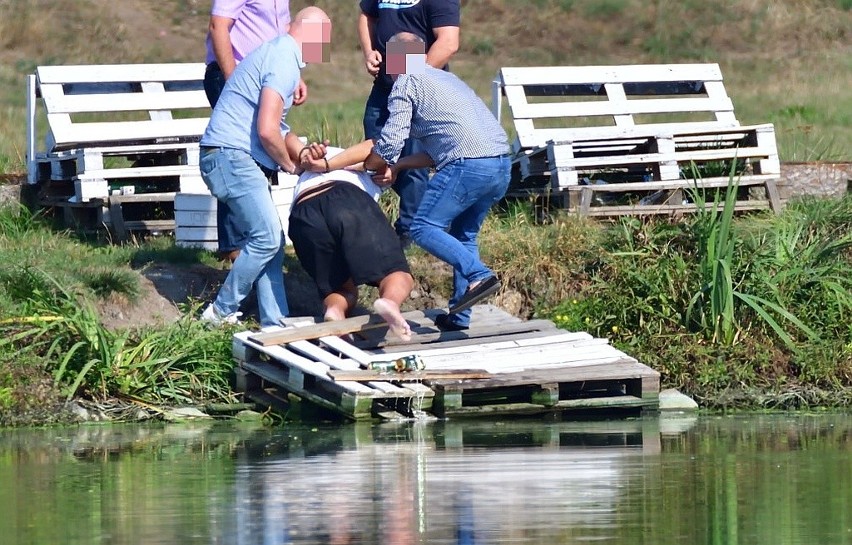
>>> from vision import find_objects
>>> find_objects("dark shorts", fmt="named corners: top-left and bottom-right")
top-left (288, 182), bottom-right (411, 297)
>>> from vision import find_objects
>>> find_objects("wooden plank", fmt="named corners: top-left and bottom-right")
top-left (328, 369), bottom-right (492, 382)
top-left (233, 331), bottom-right (375, 394)
top-left (107, 196), bottom-right (128, 241)
top-left (42, 89), bottom-right (209, 114)
top-left (75, 165), bottom-right (199, 180)
top-left (37, 63), bottom-right (207, 84)
top-left (288, 339), bottom-right (415, 397)
top-left (500, 63), bottom-right (724, 85)
top-left (360, 328), bottom-right (565, 354)
top-left (418, 342), bottom-right (625, 373)
top-left (356, 319), bottom-right (560, 349)
top-left (312, 334), bottom-right (434, 397)
top-left (427, 358), bottom-right (657, 391)
top-left (562, 175), bottom-right (778, 193)
top-left (48, 117), bottom-right (209, 148)
top-left (372, 330), bottom-right (594, 357)
top-left (575, 201), bottom-right (772, 217)
top-left (548, 144), bottom-right (772, 170)
top-left (249, 310), bottom-right (431, 346)
top-left (510, 96), bottom-right (734, 120)
top-left (517, 121), bottom-right (741, 149)
top-left (26, 74), bottom-right (38, 184)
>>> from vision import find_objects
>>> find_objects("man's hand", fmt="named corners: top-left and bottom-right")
top-left (293, 78), bottom-right (308, 106)
top-left (299, 141), bottom-right (330, 172)
top-left (371, 164), bottom-right (397, 187)
top-left (364, 50), bottom-right (382, 77)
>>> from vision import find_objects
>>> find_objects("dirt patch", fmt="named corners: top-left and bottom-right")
top-left (97, 263), bottom-right (227, 330)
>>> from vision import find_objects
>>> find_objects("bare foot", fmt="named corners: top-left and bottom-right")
top-left (324, 307), bottom-right (346, 322)
top-left (373, 298), bottom-right (412, 342)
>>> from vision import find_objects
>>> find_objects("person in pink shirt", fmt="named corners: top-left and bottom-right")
top-left (203, 0), bottom-right (307, 262)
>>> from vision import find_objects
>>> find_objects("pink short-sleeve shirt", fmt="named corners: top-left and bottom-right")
top-left (205, 0), bottom-right (291, 64)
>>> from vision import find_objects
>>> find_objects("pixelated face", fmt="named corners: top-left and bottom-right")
top-left (385, 40), bottom-right (426, 77)
top-left (301, 18), bottom-right (332, 63)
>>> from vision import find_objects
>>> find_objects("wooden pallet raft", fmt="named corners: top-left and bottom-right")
top-left (232, 306), bottom-right (660, 420)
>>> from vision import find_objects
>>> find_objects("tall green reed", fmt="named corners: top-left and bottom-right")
top-left (686, 165), bottom-right (817, 349)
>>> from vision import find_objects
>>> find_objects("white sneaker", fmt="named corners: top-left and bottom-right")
top-left (200, 304), bottom-right (242, 326)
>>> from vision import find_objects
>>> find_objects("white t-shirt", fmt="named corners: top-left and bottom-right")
top-left (292, 147), bottom-right (383, 207)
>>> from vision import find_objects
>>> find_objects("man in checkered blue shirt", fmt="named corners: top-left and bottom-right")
top-left (364, 33), bottom-right (511, 331)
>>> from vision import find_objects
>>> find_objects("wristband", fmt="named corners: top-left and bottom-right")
top-left (323, 157), bottom-right (330, 173)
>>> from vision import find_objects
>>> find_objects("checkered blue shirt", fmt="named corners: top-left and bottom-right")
top-left (374, 66), bottom-right (509, 170)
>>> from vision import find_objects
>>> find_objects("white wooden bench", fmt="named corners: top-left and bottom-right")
top-left (491, 63), bottom-right (782, 216)
top-left (25, 62), bottom-right (213, 238)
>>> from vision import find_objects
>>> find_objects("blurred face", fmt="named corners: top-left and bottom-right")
top-left (386, 40), bottom-right (426, 80)
top-left (301, 18), bottom-right (332, 63)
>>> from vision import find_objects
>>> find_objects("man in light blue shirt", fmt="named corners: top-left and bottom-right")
top-left (198, 7), bottom-right (331, 327)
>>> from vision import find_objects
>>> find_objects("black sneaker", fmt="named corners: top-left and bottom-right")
top-left (448, 276), bottom-right (500, 314)
top-left (434, 313), bottom-right (469, 331)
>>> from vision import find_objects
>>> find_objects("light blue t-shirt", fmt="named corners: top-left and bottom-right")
top-left (201, 34), bottom-right (304, 170)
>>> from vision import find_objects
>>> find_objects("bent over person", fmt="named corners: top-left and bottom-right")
top-left (198, 7), bottom-right (331, 327)
top-left (290, 141), bottom-right (414, 341)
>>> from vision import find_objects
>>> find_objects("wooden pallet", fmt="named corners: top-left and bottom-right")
top-left (491, 63), bottom-right (782, 215)
top-left (233, 306), bottom-right (660, 420)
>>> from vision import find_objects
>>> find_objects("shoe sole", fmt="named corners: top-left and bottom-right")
top-left (448, 280), bottom-right (501, 314)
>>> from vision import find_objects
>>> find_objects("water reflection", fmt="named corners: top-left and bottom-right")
top-left (1, 413), bottom-right (850, 545)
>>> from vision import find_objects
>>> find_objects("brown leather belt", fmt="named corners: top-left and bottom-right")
top-left (292, 181), bottom-right (341, 207)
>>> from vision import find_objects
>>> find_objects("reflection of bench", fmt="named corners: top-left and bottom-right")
top-left (492, 64), bottom-right (782, 216)
top-left (25, 63), bottom-right (212, 236)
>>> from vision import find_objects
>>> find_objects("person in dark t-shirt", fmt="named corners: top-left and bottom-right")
top-left (357, 0), bottom-right (460, 246)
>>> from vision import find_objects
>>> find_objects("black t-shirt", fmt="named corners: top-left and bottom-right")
top-left (360, 0), bottom-right (460, 87)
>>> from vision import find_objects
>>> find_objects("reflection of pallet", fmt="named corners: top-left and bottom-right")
top-left (233, 306), bottom-right (660, 420)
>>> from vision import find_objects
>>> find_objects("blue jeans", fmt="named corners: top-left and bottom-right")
top-left (409, 155), bottom-right (510, 326)
top-left (204, 62), bottom-right (248, 254)
top-left (199, 147), bottom-right (289, 326)
top-left (363, 83), bottom-right (428, 239)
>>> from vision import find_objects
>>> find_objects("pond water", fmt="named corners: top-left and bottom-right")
top-left (1, 413), bottom-right (850, 545)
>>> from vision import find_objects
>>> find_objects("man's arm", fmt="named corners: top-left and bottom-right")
top-left (426, 26), bottom-right (459, 69)
top-left (357, 12), bottom-right (381, 77)
top-left (257, 87), bottom-right (298, 174)
top-left (209, 15), bottom-right (238, 78)
top-left (369, 152), bottom-right (433, 186)
top-left (301, 140), bottom-right (376, 173)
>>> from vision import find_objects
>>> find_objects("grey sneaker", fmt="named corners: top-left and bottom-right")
top-left (200, 304), bottom-right (242, 326)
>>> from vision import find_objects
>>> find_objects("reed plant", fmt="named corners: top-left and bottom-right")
top-left (0, 268), bottom-right (237, 404)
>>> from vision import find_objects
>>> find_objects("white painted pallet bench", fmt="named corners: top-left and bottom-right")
top-left (25, 63), bottom-right (212, 236)
top-left (491, 63), bottom-right (782, 215)
top-left (174, 175), bottom-right (298, 250)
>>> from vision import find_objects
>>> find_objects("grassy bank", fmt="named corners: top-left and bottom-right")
top-left (1, 190), bottom-right (851, 425)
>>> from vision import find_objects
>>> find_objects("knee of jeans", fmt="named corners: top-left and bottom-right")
top-left (250, 228), bottom-right (282, 256)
